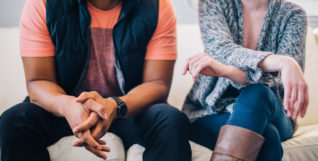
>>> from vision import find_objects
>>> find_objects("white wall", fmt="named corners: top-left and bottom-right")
top-left (290, 0), bottom-right (318, 16)
top-left (0, 0), bottom-right (317, 27)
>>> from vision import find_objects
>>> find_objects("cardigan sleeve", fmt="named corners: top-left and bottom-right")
top-left (232, 4), bottom-right (307, 89)
top-left (199, 0), bottom-right (307, 89)
top-left (199, 0), bottom-right (271, 79)
top-left (275, 7), bottom-right (307, 71)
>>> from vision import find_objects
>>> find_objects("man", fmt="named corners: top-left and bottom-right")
top-left (0, 0), bottom-right (191, 160)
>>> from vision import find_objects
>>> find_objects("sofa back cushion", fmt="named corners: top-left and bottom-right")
top-left (0, 25), bottom-right (317, 126)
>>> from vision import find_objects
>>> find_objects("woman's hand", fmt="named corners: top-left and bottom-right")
top-left (183, 53), bottom-right (229, 81)
top-left (183, 53), bottom-right (248, 85)
top-left (259, 55), bottom-right (309, 120)
top-left (280, 57), bottom-right (309, 120)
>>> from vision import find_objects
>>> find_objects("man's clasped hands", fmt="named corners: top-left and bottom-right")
top-left (63, 91), bottom-right (119, 160)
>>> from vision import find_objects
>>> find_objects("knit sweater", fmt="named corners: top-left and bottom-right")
top-left (182, 0), bottom-right (307, 122)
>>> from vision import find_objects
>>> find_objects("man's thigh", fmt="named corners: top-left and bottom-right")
top-left (108, 103), bottom-right (189, 149)
top-left (108, 117), bottom-right (140, 150)
top-left (0, 102), bottom-right (73, 147)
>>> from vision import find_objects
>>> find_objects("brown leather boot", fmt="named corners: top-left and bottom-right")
top-left (210, 125), bottom-right (265, 161)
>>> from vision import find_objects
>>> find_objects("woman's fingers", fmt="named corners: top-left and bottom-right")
top-left (294, 83), bottom-right (306, 120)
top-left (183, 55), bottom-right (197, 75)
top-left (192, 59), bottom-right (210, 80)
top-left (289, 86), bottom-right (298, 119)
top-left (283, 84), bottom-right (291, 111)
top-left (184, 53), bottom-right (206, 75)
top-left (73, 112), bottom-right (99, 134)
top-left (182, 60), bottom-right (189, 75)
top-left (301, 84), bottom-right (309, 118)
top-left (190, 54), bottom-right (207, 74)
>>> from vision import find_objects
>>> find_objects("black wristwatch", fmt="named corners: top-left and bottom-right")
top-left (109, 96), bottom-right (128, 119)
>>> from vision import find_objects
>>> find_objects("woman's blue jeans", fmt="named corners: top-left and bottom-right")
top-left (190, 84), bottom-right (294, 161)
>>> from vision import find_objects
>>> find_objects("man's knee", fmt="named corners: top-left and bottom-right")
top-left (147, 103), bottom-right (190, 130)
top-left (0, 103), bottom-right (42, 145)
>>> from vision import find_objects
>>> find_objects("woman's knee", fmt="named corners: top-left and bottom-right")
top-left (237, 84), bottom-right (275, 113)
top-left (241, 84), bottom-right (273, 101)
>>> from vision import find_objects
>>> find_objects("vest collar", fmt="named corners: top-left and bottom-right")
top-left (76, 0), bottom-right (139, 21)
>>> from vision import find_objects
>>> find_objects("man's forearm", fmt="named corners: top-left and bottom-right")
top-left (119, 81), bottom-right (170, 117)
top-left (27, 80), bottom-right (70, 117)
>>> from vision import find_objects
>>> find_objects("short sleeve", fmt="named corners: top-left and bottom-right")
top-left (145, 0), bottom-right (177, 60)
top-left (20, 0), bottom-right (55, 57)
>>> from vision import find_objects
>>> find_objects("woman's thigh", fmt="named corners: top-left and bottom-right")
top-left (228, 84), bottom-right (294, 141)
top-left (189, 113), bottom-right (230, 150)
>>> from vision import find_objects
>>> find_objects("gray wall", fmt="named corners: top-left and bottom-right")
top-left (0, 0), bottom-right (26, 27)
top-left (0, 0), bottom-right (198, 27)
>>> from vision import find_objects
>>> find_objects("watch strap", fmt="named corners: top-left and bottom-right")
top-left (110, 96), bottom-right (124, 107)
top-left (109, 96), bottom-right (127, 118)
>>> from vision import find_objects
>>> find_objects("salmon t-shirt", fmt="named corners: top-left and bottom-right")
top-left (20, 0), bottom-right (177, 97)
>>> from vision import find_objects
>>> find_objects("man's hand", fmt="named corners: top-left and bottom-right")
top-left (72, 92), bottom-right (118, 149)
top-left (61, 95), bottom-right (110, 159)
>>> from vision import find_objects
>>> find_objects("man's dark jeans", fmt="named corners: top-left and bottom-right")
top-left (0, 103), bottom-right (191, 161)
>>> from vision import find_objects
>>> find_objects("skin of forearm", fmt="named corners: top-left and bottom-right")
top-left (119, 81), bottom-right (170, 118)
top-left (27, 80), bottom-right (71, 117)
top-left (258, 54), bottom-right (292, 72)
top-left (224, 66), bottom-right (248, 85)
top-left (224, 54), bottom-right (294, 85)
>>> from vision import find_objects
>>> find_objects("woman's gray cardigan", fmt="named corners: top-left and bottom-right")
top-left (182, 0), bottom-right (308, 122)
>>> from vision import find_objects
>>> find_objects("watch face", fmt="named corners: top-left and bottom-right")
top-left (119, 104), bottom-right (128, 118)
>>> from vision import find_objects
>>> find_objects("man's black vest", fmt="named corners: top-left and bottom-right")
top-left (46, 0), bottom-right (159, 95)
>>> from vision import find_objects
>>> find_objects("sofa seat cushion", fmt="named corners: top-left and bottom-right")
top-left (282, 124), bottom-right (318, 161)
top-left (125, 125), bottom-right (318, 161)
top-left (47, 133), bottom-right (125, 161)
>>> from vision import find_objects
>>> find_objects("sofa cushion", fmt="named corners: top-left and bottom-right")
top-left (282, 124), bottom-right (318, 161)
top-left (48, 133), bottom-right (125, 161)
top-left (126, 125), bottom-right (318, 161)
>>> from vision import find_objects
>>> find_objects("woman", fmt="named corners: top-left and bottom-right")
top-left (183, 0), bottom-right (308, 161)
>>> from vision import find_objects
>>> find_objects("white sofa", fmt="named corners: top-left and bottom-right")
top-left (0, 25), bottom-right (318, 161)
